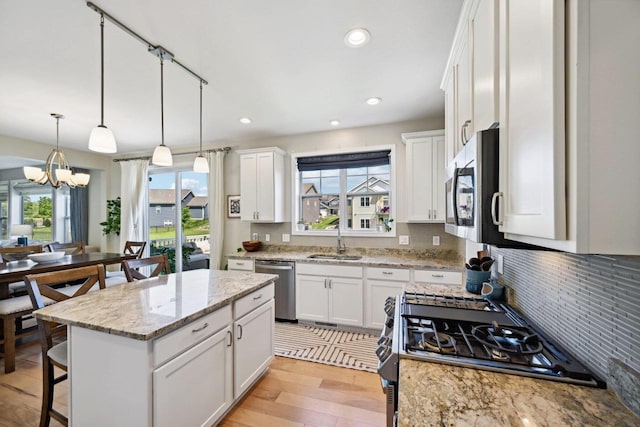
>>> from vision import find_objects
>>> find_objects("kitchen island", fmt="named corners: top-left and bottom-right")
top-left (34, 269), bottom-right (277, 427)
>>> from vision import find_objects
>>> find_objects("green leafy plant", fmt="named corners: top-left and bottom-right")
top-left (100, 197), bottom-right (121, 236)
top-left (378, 206), bottom-right (394, 232)
top-left (150, 244), bottom-right (194, 273)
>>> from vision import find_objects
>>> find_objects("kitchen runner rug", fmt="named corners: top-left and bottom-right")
top-left (274, 322), bottom-right (378, 373)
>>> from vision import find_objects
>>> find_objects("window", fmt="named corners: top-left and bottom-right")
top-left (155, 205), bottom-right (161, 214)
top-left (294, 147), bottom-right (394, 235)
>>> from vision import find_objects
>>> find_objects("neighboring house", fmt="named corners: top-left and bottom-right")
top-left (348, 177), bottom-right (389, 230)
top-left (187, 196), bottom-right (208, 220)
top-left (300, 183), bottom-right (320, 224)
top-left (148, 189), bottom-right (194, 227)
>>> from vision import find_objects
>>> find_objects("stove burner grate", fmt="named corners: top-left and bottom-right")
top-left (420, 332), bottom-right (456, 353)
top-left (472, 321), bottom-right (543, 355)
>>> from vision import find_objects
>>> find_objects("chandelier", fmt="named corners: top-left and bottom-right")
top-left (23, 114), bottom-right (91, 189)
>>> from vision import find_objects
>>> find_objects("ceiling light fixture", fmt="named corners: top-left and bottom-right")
top-left (151, 51), bottom-right (173, 166)
top-left (239, 117), bottom-right (252, 124)
top-left (88, 14), bottom-right (117, 153)
top-left (330, 120), bottom-right (340, 126)
top-left (24, 114), bottom-right (90, 189)
top-left (193, 80), bottom-right (209, 173)
top-left (344, 28), bottom-right (371, 48)
top-left (366, 97), bottom-right (382, 106)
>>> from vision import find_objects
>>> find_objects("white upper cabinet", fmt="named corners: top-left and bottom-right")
top-left (470, 0), bottom-right (499, 132)
top-left (238, 147), bottom-right (286, 223)
top-left (498, 0), bottom-right (566, 240)
top-left (402, 130), bottom-right (445, 222)
top-left (442, 0), bottom-right (640, 254)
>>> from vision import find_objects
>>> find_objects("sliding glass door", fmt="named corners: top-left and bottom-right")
top-left (148, 170), bottom-right (209, 272)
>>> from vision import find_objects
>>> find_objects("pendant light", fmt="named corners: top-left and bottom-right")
top-left (152, 56), bottom-right (173, 166)
top-left (193, 80), bottom-right (209, 173)
top-left (88, 15), bottom-right (117, 153)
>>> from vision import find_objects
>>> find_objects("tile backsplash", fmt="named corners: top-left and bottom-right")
top-left (490, 247), bottom-right (640, 382)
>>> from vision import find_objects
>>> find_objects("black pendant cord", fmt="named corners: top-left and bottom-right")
top-left (160, 58), bottom-right (165, 147)
top-left (199, 80), bottom-right (203, 155)
top-left (100, 14), bottom-right (105, 126)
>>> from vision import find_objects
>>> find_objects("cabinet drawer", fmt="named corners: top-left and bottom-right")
top-left (413, 270), bottom-right (462, 285)
top-left (234, 282), bottom-right (274, 319)
top-left (366, 267), bottom-right (410, 282)
top-left (154, 305), bottom-right (232, 368)
top-left (296, 263), bottom-right (363, 278)
top-left (228, 259), bottom-right (254, 271)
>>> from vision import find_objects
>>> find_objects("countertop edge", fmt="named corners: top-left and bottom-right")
top-left (34, 274), bottom-right (276, 341)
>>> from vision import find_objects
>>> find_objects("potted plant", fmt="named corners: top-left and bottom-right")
top-left (297, 219), bottom-right (306, 231)
top-left (378, 206), bottom-right (394, 232)
top-left (100, 197), bottom-right (121, 236)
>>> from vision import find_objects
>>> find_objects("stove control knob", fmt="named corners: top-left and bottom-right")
top-left (385, 316), bottom-right (394, 328)
top-left (377, 336), bottom-right (391, 346)
top-left (376, 344), bottom-right (392, 362)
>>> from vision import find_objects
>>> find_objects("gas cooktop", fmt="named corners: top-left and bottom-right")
top-left (398, 292), bottom-right (605, 388)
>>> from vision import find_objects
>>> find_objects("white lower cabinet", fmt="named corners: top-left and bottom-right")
top-left (296, 263), bottom-right (363, 327)
top-left (365, 267), bottom-right (410, 329)
top-left (153, 326), bottom-right (233, 427)
top-left (234, 299), bottom-right (274, 398)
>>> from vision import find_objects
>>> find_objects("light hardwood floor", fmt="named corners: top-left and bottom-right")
top-left (0, 343), bottom-right (385, 427)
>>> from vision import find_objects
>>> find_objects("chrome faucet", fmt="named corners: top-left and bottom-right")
top-left (336, 225), bottom-right (346, 254)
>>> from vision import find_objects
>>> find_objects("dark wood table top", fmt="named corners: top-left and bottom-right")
top-left (0, 252), bottom-right (137, 298)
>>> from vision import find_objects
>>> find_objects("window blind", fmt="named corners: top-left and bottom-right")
top-left (297, 150), bottom-right (390, 171)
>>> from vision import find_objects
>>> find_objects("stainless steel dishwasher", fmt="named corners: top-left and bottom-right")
top-left (254, 260), bottom-right (296, 322)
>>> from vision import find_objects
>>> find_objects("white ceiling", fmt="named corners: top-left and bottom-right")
top-left (0, 0), bottom-right (462, 156)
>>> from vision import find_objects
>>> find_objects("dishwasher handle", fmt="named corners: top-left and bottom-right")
top-left (255, 264), bottom-right (294, 271)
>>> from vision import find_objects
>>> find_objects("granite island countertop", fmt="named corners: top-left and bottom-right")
top-left (228, 247), bottom-right (463, 271)
top-left (34, 269), bottom-right (277, 341)
top-left (399, 359), bottom-right (639, 426)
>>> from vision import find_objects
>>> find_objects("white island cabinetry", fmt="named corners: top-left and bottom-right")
top-left (34, 270), bottom-right (276, 427)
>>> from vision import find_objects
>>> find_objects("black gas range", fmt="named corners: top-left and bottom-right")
top-left (376, 291), bottom-right (604, 427)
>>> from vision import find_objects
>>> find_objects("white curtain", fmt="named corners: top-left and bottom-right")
top-left (207, 151), bottom-right (226, 269)
top-left (119, 159), bottom-right (149, 254)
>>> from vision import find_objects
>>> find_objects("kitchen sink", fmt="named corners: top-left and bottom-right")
top-left (307, 254), bottom-right (362, 261)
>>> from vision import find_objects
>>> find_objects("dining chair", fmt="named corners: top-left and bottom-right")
top-left (45, 242), bottom-right (85, 255)
top-left (123, 241), bottom-right (147, 259)
top-left (24, 264), bottom-right (106, 427)
top-left (104, 241), bottom-right (148, 288)
top-left (122, 254), bottom-right (170, 281)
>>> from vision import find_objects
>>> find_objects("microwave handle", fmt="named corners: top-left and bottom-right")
top-left (491, 192), bottom-right (503, 226)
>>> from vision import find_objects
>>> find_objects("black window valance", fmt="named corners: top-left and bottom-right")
top-left (297, 150), bottom-right (390, 172)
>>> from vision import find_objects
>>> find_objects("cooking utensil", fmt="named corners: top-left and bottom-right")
top-left (480, 260), bottom-right (494, 271)
top-left (468, 257), bottom-right (481, 267)
top-left (465, 263), bottom-right (473, 270)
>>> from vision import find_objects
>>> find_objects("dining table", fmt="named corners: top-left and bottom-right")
top-left (0, 252), bottom-right (138, 299)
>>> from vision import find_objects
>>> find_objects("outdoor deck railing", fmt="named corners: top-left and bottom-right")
top-left (150, 234), bottom-right (209, 249)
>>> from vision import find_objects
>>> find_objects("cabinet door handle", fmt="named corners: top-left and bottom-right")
top-left (433, 209), bottom-right (436, 219)
top-left (237, 324), bottom-right (243, 340)
top-left (382, 271), bottom-right (393, 276)
top-left (236, 262), bottom-right (244, 266)
top-left (461, 120), bottom-right (471, 146)
top-left (191, 322), bottom-right (209, 333)
top-left (253, 294), bottom-right (263, 300)
top-left (432, 274), bottom-right (444, 278)
top-left (491, 192), bottom-right (503, 226)
top-left (226, 330), bottom-right (232, 346)
top-left (328, 279), bottom-right (332, 289)
top-left (428, 209), bottom-right (431, 219)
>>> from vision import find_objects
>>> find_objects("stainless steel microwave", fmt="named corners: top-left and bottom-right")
top-left (445, 128), bottom-right (521, 247)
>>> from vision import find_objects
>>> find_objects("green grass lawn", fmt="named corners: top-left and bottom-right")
top-left (310, 215), bottom-right (339, 230)
top-left (149, 220), bottom-right (209, 239)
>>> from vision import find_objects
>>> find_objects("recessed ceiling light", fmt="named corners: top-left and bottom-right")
top-left (330, 120), bottom-right (340, 126)
top-left (366, 97), bottom-right (382, 106)
top-left (344, 28), bottom-right (370, 48)
top-left (239, 117), bottom-right (252, 124)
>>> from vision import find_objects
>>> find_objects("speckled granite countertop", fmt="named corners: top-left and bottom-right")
top-left (227, 245), bottom-right (463, 270)
top-left (34, 269), bottom-right (277, 341)
top-left (398, 359), bottom-right (639, 426)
